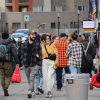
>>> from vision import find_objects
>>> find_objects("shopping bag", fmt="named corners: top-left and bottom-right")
top-left (91, 70), bottom-right (100, 88)
top-left (11, 65), bottom-right (21, 83)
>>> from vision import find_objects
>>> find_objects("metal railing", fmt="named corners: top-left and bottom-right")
top-left (19, 0), bottom-right (29, 3)
top-left (5, 0), bottom-right (12, 3)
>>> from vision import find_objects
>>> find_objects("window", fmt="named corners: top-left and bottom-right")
top-left (33, 6), bottom-right (43, 12)
top-left (53, 6), bottom-right (62, 12)
top-left (51, 23), bottom-right (56, 29)
top-left (12, 23), bottom-right (21, 29)
top-left (6, 23), bottom-right (8, 29)
top-left (70, 22), bottom-right (73, 28)
top-left (77, 6), bottom-right (86, 11)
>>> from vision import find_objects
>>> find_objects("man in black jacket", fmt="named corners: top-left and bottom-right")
top-left (0, 32), bottom-right (19, 96)
top-left (21, 31), bottom-right (42, 98)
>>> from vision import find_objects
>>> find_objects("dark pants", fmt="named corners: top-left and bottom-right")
top-left (12, 61), bottom-right (16, 73)
top-left (56, 66), bottom-right (70, 89)
top-left (18, 54), bottom-right (21, 67)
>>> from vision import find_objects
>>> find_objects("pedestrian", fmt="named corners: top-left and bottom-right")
top-left (11, 38), bottom-right (18, 73)
top-left (65, 32), bottom-right (84, 74)
top-left (81, 33), bottom-right (96, 77)
top-left (52, 35), bottom-right (60, 88)
top-left (41, 34), bottom-right (58, 98)
top-left (52, 35), bottom-right (60, 43)
top-left (55, 33), bottom-right (70, 91)
top-left (35, 34), bottom-right (44, 95)
top-left (21, 31), bottom-right (42, 98)
top-left (0, 32), bottom-right (19, 96)
top-left (17, 37), bottom-right (23, 70)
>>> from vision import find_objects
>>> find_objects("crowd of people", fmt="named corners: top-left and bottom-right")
top-left (0, 31), bottom-right (96, 98)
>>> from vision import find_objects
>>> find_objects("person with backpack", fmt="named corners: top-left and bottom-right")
top-left (65, 32), bottom-right (84, 74)
top-left (0, 32), bottom-right (19, 96)
top-left (81, 33), bottom-right (96, 77)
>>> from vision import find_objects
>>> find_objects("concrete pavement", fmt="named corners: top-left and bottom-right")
top-left (0, 70), bottom-right (100, 100)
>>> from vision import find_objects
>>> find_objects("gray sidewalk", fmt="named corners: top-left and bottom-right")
top-left (0, 70), bottom-right (100, 100)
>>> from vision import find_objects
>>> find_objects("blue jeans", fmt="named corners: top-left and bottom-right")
top-left (36, 66), bottom-right (43, 91)
top-left (56, 66), bottom-right (70, 89)
top-left (69, 65), bottom-right (81, 74)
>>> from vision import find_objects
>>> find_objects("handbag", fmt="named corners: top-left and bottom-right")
top-left (81, 42), bottom-right (91, 73)
top-left (11, 65), bottom-right (21, 83)
top-left (44, 45), bottom-right (56, 61)
top-left (91, 70), bottom-right (100, 87)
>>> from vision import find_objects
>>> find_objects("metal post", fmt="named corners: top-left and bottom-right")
top-left (58, 16), bottom-right (59, 36)
top-left (78, 14), bottom-right (79, 34)
top-left (3, 18), bottom-right (4, 32)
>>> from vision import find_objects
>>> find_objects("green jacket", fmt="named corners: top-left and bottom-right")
top-left (81, 40), bottom-right (96, 64)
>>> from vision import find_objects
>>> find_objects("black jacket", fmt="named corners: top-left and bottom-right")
top-left (0, 39), bottom-right (19, 64)
top-left (21, 40), bottom-right (42, 68)
top-left (82, 40), bottom-right (96, 64)
top-left (16, 42), bottom-right (22, 56)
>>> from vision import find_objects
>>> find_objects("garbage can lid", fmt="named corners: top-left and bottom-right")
top-left (65, 74), bottom-right (90, 79)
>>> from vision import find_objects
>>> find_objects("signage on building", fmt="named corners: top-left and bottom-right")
top-left (83, 21), bottom-right (95, 29)
top-left (24, 15), bottom-right (29, 22)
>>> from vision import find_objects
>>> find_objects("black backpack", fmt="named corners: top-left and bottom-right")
top-left (81, 43), bottom-right (91, 73)
top-left (0, 44), bottom-right (8, 61)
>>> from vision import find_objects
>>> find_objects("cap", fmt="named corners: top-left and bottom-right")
top-left (28, 30), bottom-right (36, 35)
top-left (60, 33), bottom-right (68, 38)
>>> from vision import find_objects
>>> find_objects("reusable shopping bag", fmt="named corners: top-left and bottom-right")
top-left (11, 65), bottom-right (21, 83)
top-left (91, 70), bottom-right (100, 88)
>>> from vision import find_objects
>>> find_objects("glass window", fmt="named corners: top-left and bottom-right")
top-left (33, 6), bottom-right (43, 12)
top-left (77, 6), bottom-right (86, 11)
top-left (83, 6), bottom-right (86, 11)
top-left (53, 6), bottom-right (62, 12)
top-left (33, 6), bottom-right (38, 12)
top-left (12, 23), bottom-right (21, 29)
top-left (51, 23), bottom-right (56, 29)
top-left (78, 6), bottom-right (82, 11)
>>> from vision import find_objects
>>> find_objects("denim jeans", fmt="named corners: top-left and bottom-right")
top-left (56, 66), bottom-right (70, 89)
top-left (69, 65), bottom-right (81, 74)
top-left (36, 66), bottom-right (43, 91)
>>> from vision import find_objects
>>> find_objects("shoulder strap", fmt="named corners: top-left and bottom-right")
top-left (44, 45), bottom-right (49, 56)
top-left (86, 42), bottom-right (90, 53)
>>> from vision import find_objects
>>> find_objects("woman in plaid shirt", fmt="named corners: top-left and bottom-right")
top-left (65, 32), bottom-right (84, 74)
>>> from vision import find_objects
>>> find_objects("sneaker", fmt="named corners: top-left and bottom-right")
top-left (31, 92), bottom-right (35, 98)
top-left (38, 87), bottom-right (44, 94)
top-left (57, 89), bottom-right (61, 91)
top-left (45, 92), bottom-right (49, 98)
top-left (27, 91), bottom-right (32, 98)
top-left (48, 92), bottom-right (52, 98)
top-left (35, 92), bottom-right (39, 95)
top-left (4, 87), bottom-right (9, 96)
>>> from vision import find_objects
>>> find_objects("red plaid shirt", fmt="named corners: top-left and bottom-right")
top-left (55, 39), bottom-right (69, 67)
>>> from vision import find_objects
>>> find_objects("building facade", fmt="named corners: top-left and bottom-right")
top-left (0, 0), bottom-right (89, 35)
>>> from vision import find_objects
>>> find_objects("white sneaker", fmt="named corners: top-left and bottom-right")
top-left (27, 91), bottom-right (32, 98)
top-left (32, 92), bottom-right (35, 98)
top-left (48, 92), bottom-right (52, 98)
